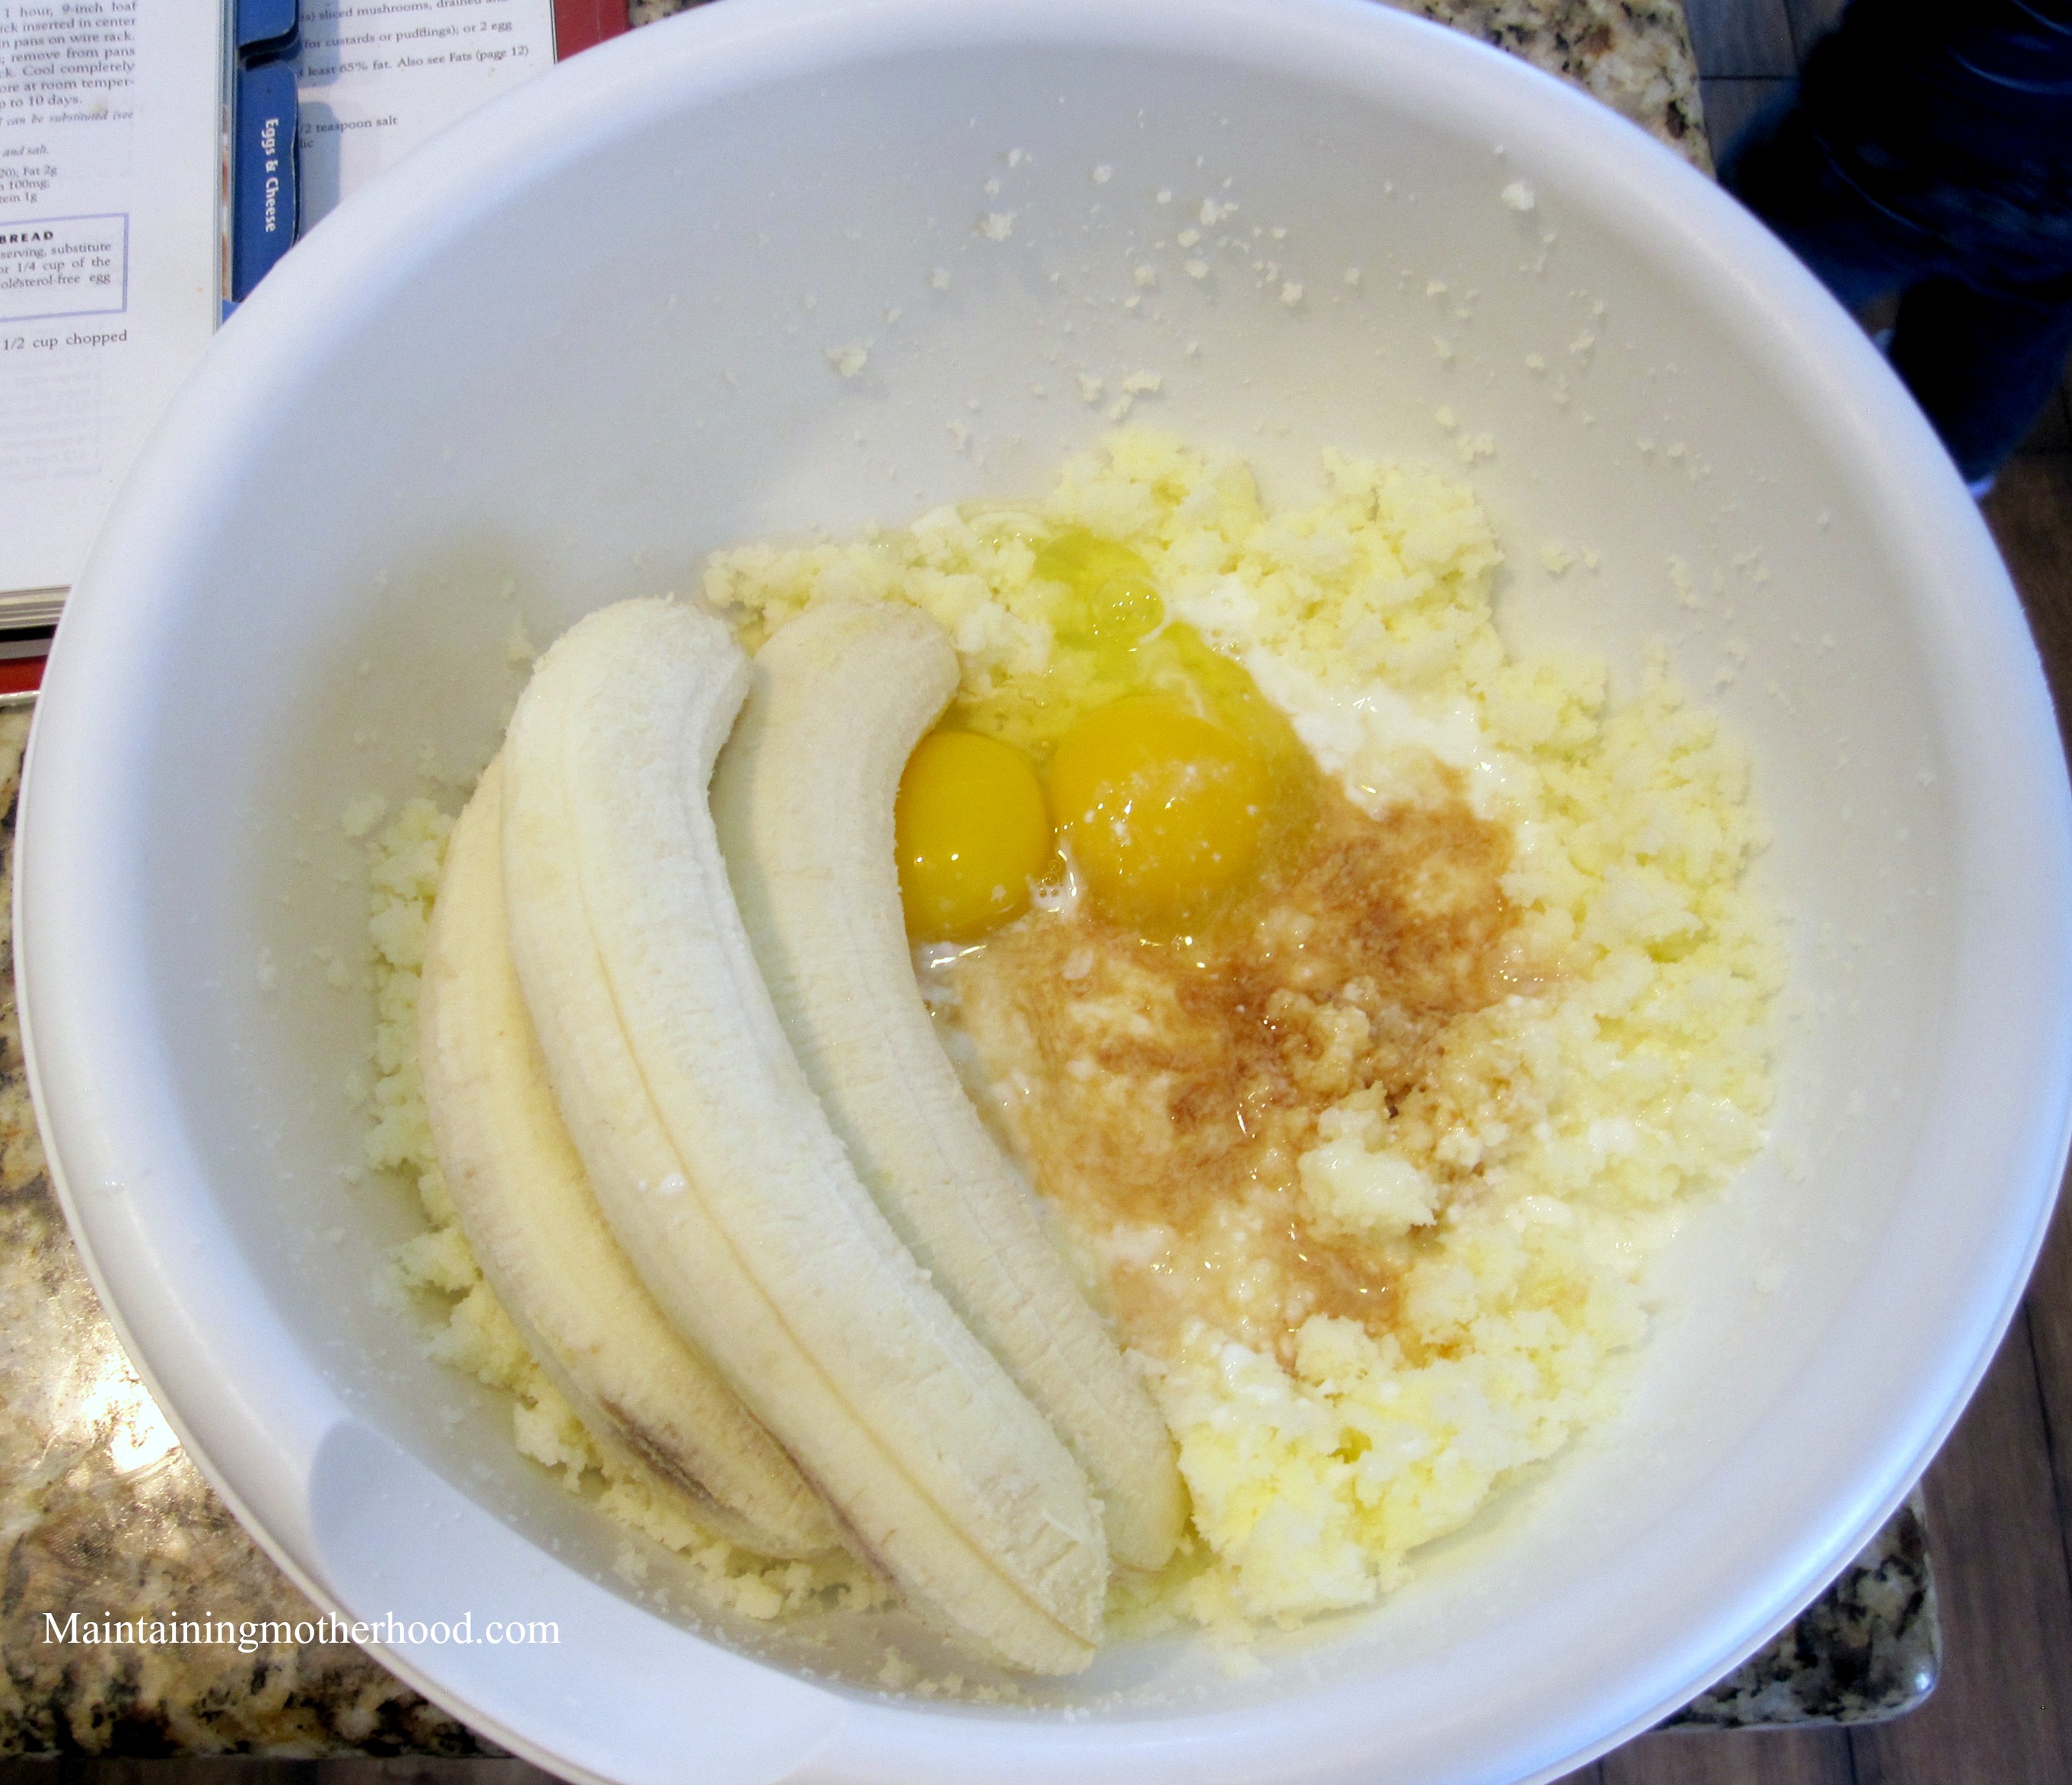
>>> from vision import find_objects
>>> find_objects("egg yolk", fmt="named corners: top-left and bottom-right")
top-left (1049, 695), bottom-right (1271, 928)
top-left (895, 730), bottom-right (1053, 941)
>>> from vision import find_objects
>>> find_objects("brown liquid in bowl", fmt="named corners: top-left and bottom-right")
top-left (955, 775), bottom-right (1549, 1365)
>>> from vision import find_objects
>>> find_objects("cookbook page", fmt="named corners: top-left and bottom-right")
top-left (0, 0), bottom-right (221, 605)
top-left (295, 0), bottom-right (555, 233)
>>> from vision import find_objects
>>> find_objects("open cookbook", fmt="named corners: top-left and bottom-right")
top-left (0, 0), bottom-right (611, 656)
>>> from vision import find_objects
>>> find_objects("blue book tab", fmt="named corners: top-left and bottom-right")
top-left (227, 0), bottom-right (301, 310)
top-left (237, 0), bottom-right (300, 61)
top-left (231, 59), bottom-right (300, 304)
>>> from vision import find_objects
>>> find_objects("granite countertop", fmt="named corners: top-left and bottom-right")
top-left (0, 0), bottom-right (1937, 1758)
top-left (1386, 0), bottom-right (1710, 167)
top-left (627, 0), bottom-right (1715, 167)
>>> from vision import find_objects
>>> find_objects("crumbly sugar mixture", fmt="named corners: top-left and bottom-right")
top-left (706, 431), bottom-right (1781, 1628)
top-left (366, 428), bottom-right (1779, 1647)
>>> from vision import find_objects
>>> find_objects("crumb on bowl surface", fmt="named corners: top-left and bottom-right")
top-left (363, 428), bottom-right (1780, 1661)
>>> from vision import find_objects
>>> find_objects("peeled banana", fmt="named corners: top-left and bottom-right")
top-left (419, 756), bottom-right (840, 1561)
top-left (499, 598), bottom-right (1108, 1675)
top-left (711, 600), bottom-right (1187, 1573)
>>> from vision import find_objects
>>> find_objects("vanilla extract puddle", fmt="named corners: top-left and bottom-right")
top-left (950, 772), bottom-right (1558, 1368)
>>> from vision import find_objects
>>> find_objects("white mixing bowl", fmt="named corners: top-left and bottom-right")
top-left (18, 0), bottom-right (2072, 1779)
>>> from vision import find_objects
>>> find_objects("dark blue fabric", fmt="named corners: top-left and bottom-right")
top-left (1801, 0), bottom-right (2072, 158)
top-left (1723, 0), bottom-right (2072, 482)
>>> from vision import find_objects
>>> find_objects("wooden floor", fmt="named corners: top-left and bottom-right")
top-left (8, 5), bottom-right (2072, 1785)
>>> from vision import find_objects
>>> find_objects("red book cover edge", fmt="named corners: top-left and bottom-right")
top-left (552, 0), bottom-right (629, 58)
top-left (0, 659), bottom-right (45, 698)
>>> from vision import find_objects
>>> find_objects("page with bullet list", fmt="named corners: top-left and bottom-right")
top-left (0, 0), bottom-right (560, 607)
top-left (0, 0), bottom-right (218, 607)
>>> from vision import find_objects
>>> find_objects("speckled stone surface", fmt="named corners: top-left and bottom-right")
top-left (1391, 0), bottom-right (1711, 167)
top-left (0, 709), bottom-right (479, 1757)
top-left (628, 0), bottom-right (1713, 169)
top-left (0, 0), bottom-right (1930, 1755)
top-left (1663, 1493), bottom-right (1940, 1729)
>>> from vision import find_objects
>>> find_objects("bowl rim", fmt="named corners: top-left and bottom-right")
top-left (18, 0), bottom-right (2072, 1779)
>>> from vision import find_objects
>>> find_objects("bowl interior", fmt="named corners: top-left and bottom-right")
top-left (23, 2), bottom-right (2071, 1781)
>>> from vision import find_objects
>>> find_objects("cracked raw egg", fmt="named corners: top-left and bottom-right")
top-left (1049, 695), bottom-right (1269, 928)
top-left (898, 527), bottom-right (1319, 942)
top-left (895, 730), bottom-right (1052, 942)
